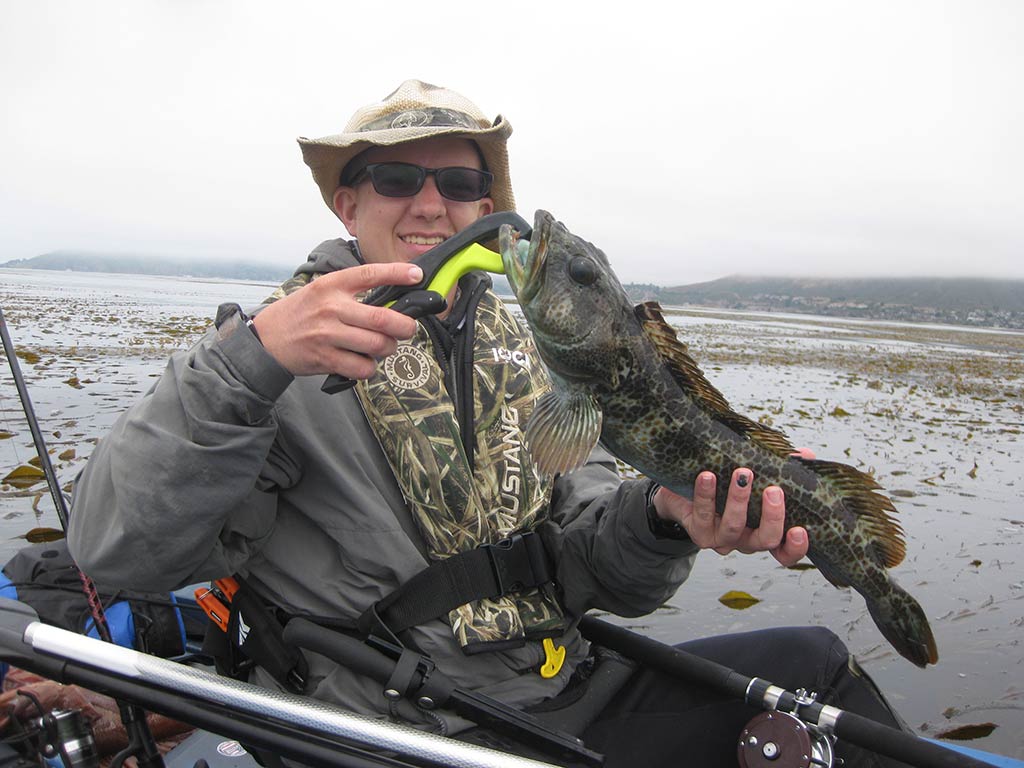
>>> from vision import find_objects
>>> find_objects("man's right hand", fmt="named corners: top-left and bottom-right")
top-left (251, 262), bottom-right (422, 378)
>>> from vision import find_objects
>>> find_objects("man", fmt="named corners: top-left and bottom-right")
top-left (68, 81), bottom-right (905, 766)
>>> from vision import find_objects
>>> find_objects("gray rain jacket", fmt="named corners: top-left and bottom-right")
top-left (67, 239), bottom-right (699, 731)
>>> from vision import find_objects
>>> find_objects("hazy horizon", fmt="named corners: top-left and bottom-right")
top-left (8, 250), bottom-right (1024, 288)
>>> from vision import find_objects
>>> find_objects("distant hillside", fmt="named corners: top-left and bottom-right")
top-left (624, 276), bottom-right (1024, 329)
top-left (2, 250), bottom-right (292, 281)
top-left (8, 254), bottom-right (1018, 330)
top-left (5, 250), bottom-right (518, 295)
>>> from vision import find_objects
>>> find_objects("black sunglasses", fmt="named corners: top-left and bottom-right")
top-left (348, 162), bottom-right (493, 202)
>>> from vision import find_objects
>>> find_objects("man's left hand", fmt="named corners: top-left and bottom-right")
top-left (651, 463), bottom-right (811, 567)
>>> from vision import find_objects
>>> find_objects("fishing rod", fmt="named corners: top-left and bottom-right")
top-left (0, 304), bottom-right (164, 768)
top-left (578, 616), bottom-right (995, 768)
top-left (0, 306), bottom-right (74, 532)
top-left (283, 618), bottom-right (602, 767)
top-left (0, 599), bottom-right (562, 768)
top-left (0, 306), bottom-right (113, 639)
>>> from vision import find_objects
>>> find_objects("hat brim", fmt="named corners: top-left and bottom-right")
top-left (298, 117), bottom-right (514, 216)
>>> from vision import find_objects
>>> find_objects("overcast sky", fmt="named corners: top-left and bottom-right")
top-left (1, 1), bottom-right (1020, 285)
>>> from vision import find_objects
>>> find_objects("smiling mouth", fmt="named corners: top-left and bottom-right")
top-left (401, 234), bottom-right (447, 246)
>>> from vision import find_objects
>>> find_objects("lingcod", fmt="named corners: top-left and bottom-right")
top-left (499, 209), bottom-right (938, 668)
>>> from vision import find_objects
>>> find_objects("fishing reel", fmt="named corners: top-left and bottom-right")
top-left (15, 708), bottom-right (101, 768)
top-left (737, 690), bottom-right (836, 768)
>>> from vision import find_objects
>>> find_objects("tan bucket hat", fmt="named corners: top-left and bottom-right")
top-left (298, 80), bottom-right (514, 216)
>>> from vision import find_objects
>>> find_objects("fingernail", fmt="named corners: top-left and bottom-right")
top-left (791, 529), bottom-right (806, 545)
top-left (736, 471), bottom-right (750, 488)
top-left (698, 472), bottom-right (715, 492)
top-left (766, 487), bottom-right (783, 504)
top-left (408, 265), bottom-right (423, 281)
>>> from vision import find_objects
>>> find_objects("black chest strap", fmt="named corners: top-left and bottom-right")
top-left (358, 531), bottom-right (555, 642)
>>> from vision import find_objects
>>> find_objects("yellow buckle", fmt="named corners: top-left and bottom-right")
top-left (539, 637), bottom-right (566, 679)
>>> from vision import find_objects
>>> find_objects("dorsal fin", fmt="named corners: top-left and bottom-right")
top-left (635, 302), bottom-right (797, 457)
top-left (797, 457), bottom-right (907, 568)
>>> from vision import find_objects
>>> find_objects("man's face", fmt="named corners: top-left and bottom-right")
top-left (333, 137), bottom-right (494, 265)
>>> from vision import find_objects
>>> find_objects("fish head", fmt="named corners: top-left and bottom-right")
top-left (500, 210), bottom-right (629, 383)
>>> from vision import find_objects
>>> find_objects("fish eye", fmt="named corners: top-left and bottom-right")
top-left (568, 255), bottom-right (598, 286)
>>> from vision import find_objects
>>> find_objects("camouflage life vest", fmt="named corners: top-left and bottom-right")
top-left (268, 267), bottom-right (567, 652)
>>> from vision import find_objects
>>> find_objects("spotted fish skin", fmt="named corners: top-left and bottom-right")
top-left (500, 209), bottom-right (938, 668)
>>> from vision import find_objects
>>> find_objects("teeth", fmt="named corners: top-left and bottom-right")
top-left (402, 235), bottom-right (446, 246)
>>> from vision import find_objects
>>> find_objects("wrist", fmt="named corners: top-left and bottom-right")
top-left (645, 482), bottom-right (688, 541)
top-left (243, 314), bottom-right (263, 345)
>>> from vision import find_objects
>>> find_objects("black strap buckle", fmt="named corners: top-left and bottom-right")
top-left (357, 530), bottom-right (557, 640)
top-left (482, 532), bottom-right (552, 596)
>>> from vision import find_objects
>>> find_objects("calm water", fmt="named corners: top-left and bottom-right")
top-left (1, 268), bottom-right (1022, 759)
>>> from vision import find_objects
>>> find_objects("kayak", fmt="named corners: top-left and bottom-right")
top-left (932, 743), bottom-right (1024, 768)
top-left (0, 597), bottom-right (561, 768)
top-left (2, 592), bottom-right (1023, 768)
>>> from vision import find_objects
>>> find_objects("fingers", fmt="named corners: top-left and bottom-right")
top-left (681, 471), bottom-right (718, 547)
top-left (725, 478), bottom-right (810, 565)
top-left (679, 469), bottom-right (755, 553)
top-left (771, 526), bottom-right (809, 567)
top-left (322, 263), bottom-right (422, 339)
top-left (248, 262), bottom-right (426, 377)
top-left (336, 262), bottom-right (424, 295)
top-left (682, 469), bottom-right (809, 565)
top-left (334, 302), bottom-right (417, 349)
top-left (713, 469), bottom-right (753, 553)
top-left (302, 346), bottom-right (383, 380)
top-left (735, 485), bottom-right (786, 554)
top-left (681, 470), bottom-right (753, 552)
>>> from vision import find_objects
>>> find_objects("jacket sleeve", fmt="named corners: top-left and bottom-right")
top-left (67, 312), bottom-right (298, 592)
top-left (542, 445), bottom-right (700, 618)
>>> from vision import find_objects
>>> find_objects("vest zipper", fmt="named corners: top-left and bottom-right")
top-left (453, 278), bottom-right (489, 473)
top-left (420, 276), bottom-right (490, 473)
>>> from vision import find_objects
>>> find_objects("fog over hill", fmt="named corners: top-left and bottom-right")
top-left (4, 250), bottom-right (514, 294)
top-left (1, 250), bottom-right (292, 282)
top-left (625, 276), bottom-right (1024, 329)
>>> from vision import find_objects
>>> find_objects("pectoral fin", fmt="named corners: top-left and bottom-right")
top-left (526, 387), bottom-right (603, 475)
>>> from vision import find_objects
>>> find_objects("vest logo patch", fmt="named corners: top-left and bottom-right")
top-left (499, 401), bottom-right (522, 515)
top-left (383, 345), bottom-right (432, 390)
top-left (490, 346), bottom-right (531, 369)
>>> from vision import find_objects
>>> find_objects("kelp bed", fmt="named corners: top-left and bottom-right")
top-left (0, 269), bottom-right (275, 522)
top-left (1, 271), bottom-right (1022, 759)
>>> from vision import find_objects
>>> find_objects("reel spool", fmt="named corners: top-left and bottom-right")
top-left (36, 709), bottom-right (100, 768)
top-left (737, 711), bottom-right (835, 768)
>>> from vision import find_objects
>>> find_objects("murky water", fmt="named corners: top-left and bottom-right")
top-left (1, 268), bottom-right (1022, 759)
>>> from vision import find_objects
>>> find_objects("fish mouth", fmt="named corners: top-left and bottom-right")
top-left (500, 210), bottom-right (551, 305)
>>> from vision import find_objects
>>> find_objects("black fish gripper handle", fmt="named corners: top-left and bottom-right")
top-left (320, 291), bottom-right (446, 394)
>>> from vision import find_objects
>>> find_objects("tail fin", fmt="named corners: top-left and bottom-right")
top-left (865, 581), bottom-right (939, 668)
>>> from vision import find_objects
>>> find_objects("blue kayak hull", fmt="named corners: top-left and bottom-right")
top-left (926, 740), bottom-right (1024, 768)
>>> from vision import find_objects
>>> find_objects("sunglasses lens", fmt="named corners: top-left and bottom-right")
top-left (436, 168), bottom-right (492, 202)
top-left (370, 164), bottom-right (424, 197)
top-left (363, 164), bottom-right (492, 201)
